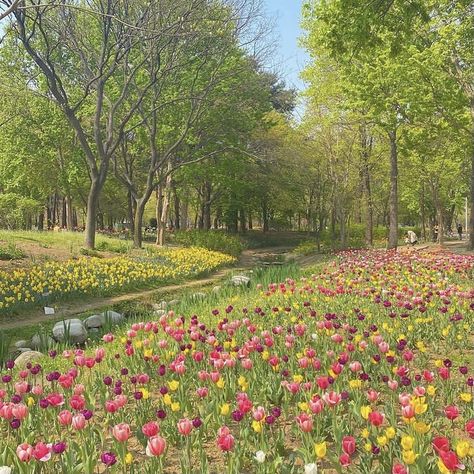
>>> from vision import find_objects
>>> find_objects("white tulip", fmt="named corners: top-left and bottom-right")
top-left (0, 467), bottom-right (12, 474)
top-left (305, 463), bottom-right (318, 474)
top-left (254, 450), bottom-right (266, 463)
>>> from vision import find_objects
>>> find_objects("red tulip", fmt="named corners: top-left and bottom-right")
top-left (142, 421), bottom-right (160, 438)
top-left (339, 453), bottom-right (351, 467)
top-left (33, 442), bottom-right (51, 462)
top-left (444, 405), bottom-right (459, 421)
top-left (368, 411), bottom-right (384, 427)
top-left (439, 450), bottom-right (464, 471)
top-left (217, 432), bottom-right (235, 452)
top-left (392, 463), bottom-right (408, 474)
top-left (432, 436), bottom-right (450, 454)
top-left (342, 436), bottom-right (356, 455)
top-left (465, 419), bottom-right (474, 438)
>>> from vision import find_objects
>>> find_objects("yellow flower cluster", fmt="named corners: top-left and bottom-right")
top-left (0, 247), bottom-right (234, 310)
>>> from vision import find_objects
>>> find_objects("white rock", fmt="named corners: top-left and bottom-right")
top-left (102, 310), bottom-right (125, 325)
top-left (152, 301), bottom-right (168, 310)
top-left (154, 309), bottom-right (167, 317)
top-left (84, 314), bottom-right (105, 329)
top-left (14, 351), bottom-right (44, 368)
top-left (52, 319), bottom-right (88, 344)
top-left (14, 340), bottom-right (29, 349)
top-left (167, 299), bottom-right (181, 307)
top-left (30, 334), bottom-right (54, 350)
top-left (230, 275), bottom-right (251, 287)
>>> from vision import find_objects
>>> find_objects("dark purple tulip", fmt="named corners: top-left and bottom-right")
top-left (5, 360), bottom-right (15, 370)
top-left (101, 452), bottom-right (117, 466)
top-left (10, 418), bottom-right (20, 429)
top-left (82, 410), bottom-right (93, 420)
top-left (2, 375), bottom-right (12, 383)
top-left (192, 417), bottom-right (202, 428)
top-left (52, 442), bottom-right (67, 454)
top-left (265, 415), bottom-right (276, 425)
top-left (271, 407), bottom-right (281, 418)
top-left (39, 398), bottom-right (49, 409)
top-left (103, 376), bottom-right (112, 386)
top-left (134, 391), bottom-right (143, 400)
top-left (156, 409), bottom-right (166, 419)
top-left (120, 368), bottom-right (128, 376)
top-left (232, 410), bottom-right (244, 422)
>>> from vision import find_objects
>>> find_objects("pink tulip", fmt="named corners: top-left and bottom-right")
top-left (296, 413), bottom-right (313, 433)
top-left (12, 404), bottom-right (28, 420)
top-left (177, 418), bottom-right (193, 436)
top-left (16, 443), bottom-right (33, 462)
top-left (112, 423), bottom-right (131, 442)
top-left (146, 436), bottom-right (166, 457)
top-left (58, 410), bottom-right (73, 426)
top-left (72, 413), bottom-right (86, 430)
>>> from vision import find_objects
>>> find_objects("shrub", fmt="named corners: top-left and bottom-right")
top-left (0, 242), bottom-right (26, 260)
top-left (95, 240), bottom-right (131, 254)
top-left (174, 230), bottom-right (245, 257)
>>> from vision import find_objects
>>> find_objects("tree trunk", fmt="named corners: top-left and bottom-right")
top-left (360, 123), bottom-right (373, 246)
top-left (127, 190), bottom-right (135, 237)
top-left (248, 211), bottom-right (253, 230)
top-left (155, 186), bottom-right (164, 245)
top-left (37, 211), bottom-right (44, 231)
top-left (158, 168), bottom-right (173, 246)
top-left (173, 184), bottom-right (180, 230)
top-left (133, 201), bottom-right (146, 248)
top-left (262, 201), bottom-right (269, 233)
top-left (200, 181), bottom-right (212, 230)
top-left (84, 179), bottom-right (101, 249)
top-left (470, 124), bottom-right (474, 250)
top-left (239, 209), bottom-right (246, 233)
top-left (387, 129), bottom-right (398, 249)
top-left (65, 195), bottom-right (73, 231)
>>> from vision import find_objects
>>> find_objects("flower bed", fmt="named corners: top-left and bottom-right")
top-left (0, 247), bottom-right (235, 312)
top-left (0, 249), bottom-right (473, 473)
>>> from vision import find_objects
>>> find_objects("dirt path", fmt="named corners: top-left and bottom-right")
top-left (441, 240), bottom-right (474, 255)
top-left (0, 247), bottom-right (292, 331)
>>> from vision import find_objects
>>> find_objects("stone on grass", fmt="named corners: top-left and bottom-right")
top-left (84, 314), bottom-right (105, 329)
top-left (167, 299), bottom-right (181, 307)
top-left (154, 309), bottom-right (167, 318)
top-left (52, 319), bottom-right (88, 344)
top-left (102, 310), bottom-right (125, 325)
top-left (14, 351), bottom-right (44, 368)
top-left (30, 334), bottom-right (54, 350)
top-left (14, 340), bottom-right (29, 349)
top-left (152, 301), bottom-right (168, 311)
top-left (230, 275), bottom-right (251, 287)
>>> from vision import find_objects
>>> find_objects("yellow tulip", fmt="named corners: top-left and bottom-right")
top-left (314, 442), bottom-right (327, 459)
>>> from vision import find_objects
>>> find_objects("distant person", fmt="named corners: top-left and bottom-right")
top-left (433, 225), bottom-right (439, 242)
top-left (406, 230), bottom-right (418, 246)
top-left (457, 223), bottom-right (463, 240)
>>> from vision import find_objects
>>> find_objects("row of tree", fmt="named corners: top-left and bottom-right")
top-left (0, 0), bottom-right (472, 250)
top-left (300, 0), bottom-right (474, 249)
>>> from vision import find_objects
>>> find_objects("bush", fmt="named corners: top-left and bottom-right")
top-left (0, 242), bottom-right (26, 260)
top-left (0, 193), bottom-right (40, 229)
top-left (174, 230), bottom-right (245, 257)
top-left (95, 240), bottom-right (131, 254)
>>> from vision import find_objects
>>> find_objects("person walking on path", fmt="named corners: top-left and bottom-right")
top-left (457, 223), bottom-right (463, 240)
top-left (406, 230), bottom-right (418, 246)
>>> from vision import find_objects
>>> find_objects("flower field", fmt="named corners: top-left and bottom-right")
top-left (0, 248), bottom-right (235, 313)
top-left (0, 248), bottom-right (473, 473)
